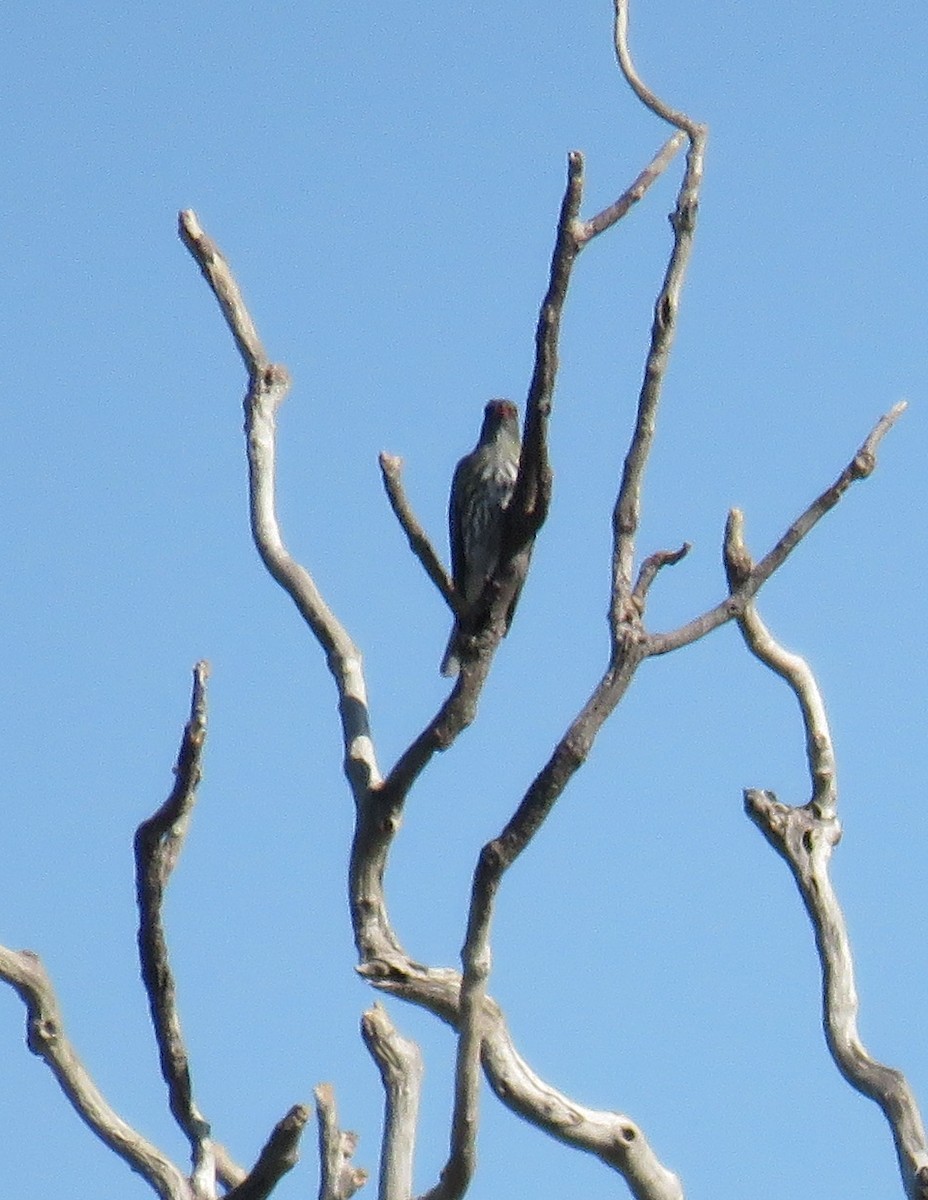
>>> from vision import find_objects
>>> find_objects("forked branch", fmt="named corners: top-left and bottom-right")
top-left (379, 132), bottom-right (685, 693)
top-left (649, 400), bottom-right (907, 656)
top-left (725, 526), bottom-right (928, 1198)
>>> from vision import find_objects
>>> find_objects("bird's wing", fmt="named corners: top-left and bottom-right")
top-left (448, 456), bottom-right (468, 594)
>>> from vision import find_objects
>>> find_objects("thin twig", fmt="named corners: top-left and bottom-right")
top-left (135, 661), bottom-right (215, 1189)
top-left (649, 401), bottom-right (907, 656)
top-left (576, 132), bottom-right (685, 244)
top-left (379, 452), bottom-right (461, 614)
top-left (314, 1084), bottom-right (368, 1200)
top-left (361, 1005), bottom-right (423, 1200)
top-left (613, 0), bottom-right (703, 139)
top-left (631, 542), bottom-right (690, 611)
top-left (179, 210), bottom-right (268, 373)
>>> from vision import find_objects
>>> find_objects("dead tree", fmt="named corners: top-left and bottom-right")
top-left (1, 3), bottom-right (922, 1198)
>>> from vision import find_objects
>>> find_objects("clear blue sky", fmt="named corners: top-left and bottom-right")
top-left (1, 2), bottom-right (926, 1197)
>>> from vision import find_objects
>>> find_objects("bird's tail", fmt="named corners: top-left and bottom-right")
top-left (439, 624), bottom-right (460, 677)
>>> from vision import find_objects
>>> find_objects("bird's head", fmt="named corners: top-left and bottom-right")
top-left (481, 399), bottom-right (520, 442)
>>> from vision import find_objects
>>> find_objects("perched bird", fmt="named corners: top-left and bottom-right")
top-left (440, 399), bottom-right (522, 676)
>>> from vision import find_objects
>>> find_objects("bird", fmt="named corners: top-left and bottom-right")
top-left (440, 399), bottom-right (522, 676)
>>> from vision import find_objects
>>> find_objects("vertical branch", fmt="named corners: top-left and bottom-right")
top-left (314, 1084), bottom-right (368, 1200)
top-left (412, 132), bottom-right (689, 1200)
top-left (361, 1005), bottom-right (423, 1200)
top-left (135, 661), bottom-right (215, 1192)
top-left (610, 0), bottom-right (707, 634)
top-left (506, 151), bottom-right (583, 540)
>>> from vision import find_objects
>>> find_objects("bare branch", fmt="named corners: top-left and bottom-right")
top-left (354, 641), bottom-right (661, 1199)
top-left (214, 1144), bottom-right (248, 1192)
top-left (631, 542), bottom-right (690, 612)
top-left (649, 401), bottom-right (907, 656)
top-left (379, 452), bottom-right (461, 615)
top-left (178, 210), bottom-right (269, 374)
top-left (223, 1105), bottom-right (312, 1200)
top-left (408, 25), bottom-right (708, 1200)
top-left (420, 886), bottom-right (490, 1200)
top-left (576, 132), bottom-right (686, 245)
top-left (613, 0), bottom-right (704, 139)
top-left (314, 1084), bottom-right (368, 1200)
top-left (367, 960), bottom-right (682, 1200)
top-left (723, 512), bottom-right (837, 815)
top-left (746, 791), bottom-right (928, 1196)
top-left (482, 1020), bottom-right (684, 1200)
top-left (608, 0), bottom-right (707, 638)
top-left (361, 1005), bottom-right (423, 1200)
top-left (180, 211), bottom-right (382, 803)
top-left (514, 133), bottom-right (683, 543)
top-left (726, 516), bottom-right (928, 1194)
top-left (610, 163), bottom-right (706, 630)
top-left (0, 947), bottom-right (191, 1200)
top-left (135, 661), bottom-right (214, 1186)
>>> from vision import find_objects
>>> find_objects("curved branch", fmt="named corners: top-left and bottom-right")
top-left (0, 947), bottom-right (191, 1200)
top-left (179, 210), bottom-right (382, 803)
top-left (365, 959), bottom-right (682, 1200)
top-left (631, 542), bottom-right (690, 611)
top-left (722, 512), bottom-right (836, 815)
top-left (746, 791), bottom-right (928, 1196)
top-left (728, 513), bottom-right (928, 1195)
top-left (613, 0), bottom-right (703, 139)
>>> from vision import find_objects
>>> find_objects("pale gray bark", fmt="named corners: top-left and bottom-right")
top-left (361, 1005), bottom-right (423, 1200)
top-left (315, 1084), bottom-right (368, 1200)
top-left (0, 3), bottom-right (919, 1198)
top-left (724, 513), bottom-right (928, 1199)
